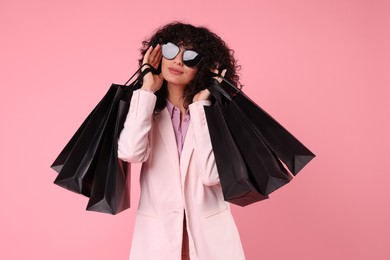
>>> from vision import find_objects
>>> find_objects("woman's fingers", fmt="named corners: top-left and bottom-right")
top-left (153, 44), bottom-right (162, 61)
top-left (193, 89), bottom-right (211, 102)
top-left (142, 46), bottom-right (153, 70)
top-left (212, 68), bottom-right (227, 83)
top-left (142, 44), bottom-right (162, 70)
top-left (148, 44), bottom-right (162, 69)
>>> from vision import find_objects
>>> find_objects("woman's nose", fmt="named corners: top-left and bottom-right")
top-left (173, 50), bottom-right (183, 65)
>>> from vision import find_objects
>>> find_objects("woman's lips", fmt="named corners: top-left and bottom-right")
top-left (168, 67), bottom-right (183, 75)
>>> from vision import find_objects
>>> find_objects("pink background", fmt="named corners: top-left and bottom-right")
top-left (1, 0), bottom-right (389, 259)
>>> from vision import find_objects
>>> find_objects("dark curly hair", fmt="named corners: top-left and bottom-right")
top-left (138, 21), bottom-right (241, 112)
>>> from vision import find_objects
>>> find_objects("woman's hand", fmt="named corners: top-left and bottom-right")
top-left (193, 68), bottom-right (227, 102)
top-left (141, 44), bottom-right (164, 93)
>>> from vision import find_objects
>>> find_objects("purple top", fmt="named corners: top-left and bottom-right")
top-left (166, 99), bottom-right (190, 159)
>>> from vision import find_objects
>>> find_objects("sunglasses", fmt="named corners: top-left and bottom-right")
top-left (161, 42), bottom-right (202, 67)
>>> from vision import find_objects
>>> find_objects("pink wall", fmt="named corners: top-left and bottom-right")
top-left (1, 0), bottom-right (389, 259)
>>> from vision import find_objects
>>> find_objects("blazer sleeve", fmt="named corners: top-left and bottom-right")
top-left (117, 89), bottom-right (156, 163)
top-left (188, 100), bottom-right (220, 186)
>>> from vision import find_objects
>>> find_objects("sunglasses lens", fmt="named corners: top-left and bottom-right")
top-left (183, 50), bottom-right (202, 67)
top-left (162, 42), bottom-right (180, 60)
top-left (162, 42), bottom-right (202, 67)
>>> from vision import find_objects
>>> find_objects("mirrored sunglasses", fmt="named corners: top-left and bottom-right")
top-left (162, 42), bottom-right (202, 67)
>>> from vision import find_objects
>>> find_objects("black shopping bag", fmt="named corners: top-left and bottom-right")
top-left (204, 86), bottom-right (269, 206)
top-left (207, 79), bottom-right (291, 197)
top-left (206, 75), bottom-right (315, 201)
top-left (52, 84), bottom-right (130, 196)
top-left (214, 73), bottom-right (316, 175)
top-left (233, 92), bottom-right (315, 175)
top-left (222, 99), bottom-right (292, 195)
top-left (51, 64), bottom-right (156, 214)
top-left (86, 96), bottom-right (131, 214)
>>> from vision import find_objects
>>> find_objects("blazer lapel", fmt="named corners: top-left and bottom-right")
top-left (155, 108), bottom-right (180, 171)
top-left (155, 107), bottom-right (194, 187)
top-left (180, 122), bottom-right (194, 186)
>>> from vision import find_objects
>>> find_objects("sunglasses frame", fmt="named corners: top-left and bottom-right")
top-left (161, 42), bottom-right (202, 68)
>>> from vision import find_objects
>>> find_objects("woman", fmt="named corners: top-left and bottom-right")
top-left (118, 22), bottom-right (245, 260)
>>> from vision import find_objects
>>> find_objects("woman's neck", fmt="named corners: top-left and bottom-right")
top-left (167, 84), bottom-right (187, 117)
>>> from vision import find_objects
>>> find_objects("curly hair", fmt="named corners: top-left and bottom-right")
top-left (138, 21), bottom-right (241, 112)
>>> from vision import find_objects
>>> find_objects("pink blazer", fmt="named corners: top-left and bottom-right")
top-left (118, 90), bottom-right (245, 260)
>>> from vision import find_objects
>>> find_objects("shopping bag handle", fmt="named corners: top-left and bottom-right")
top-left (208, 71), bottom-right (242, 94)
top-left (124, 63), bottom-right (158, 86)
top-left (207, 78), bottom-right (232, 102)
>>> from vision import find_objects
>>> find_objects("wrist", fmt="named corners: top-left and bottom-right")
top-left (141, 85), bottom-right (156, 93)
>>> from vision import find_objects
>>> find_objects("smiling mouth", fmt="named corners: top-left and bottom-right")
top-left (168, 67), bottom-right (183, 75)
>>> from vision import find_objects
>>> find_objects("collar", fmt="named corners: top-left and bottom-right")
top-left (166, 99), bottom-right (190, 118)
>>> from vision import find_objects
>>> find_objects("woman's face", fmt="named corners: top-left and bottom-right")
top-left (161, 45), bottom-right (199, 89)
